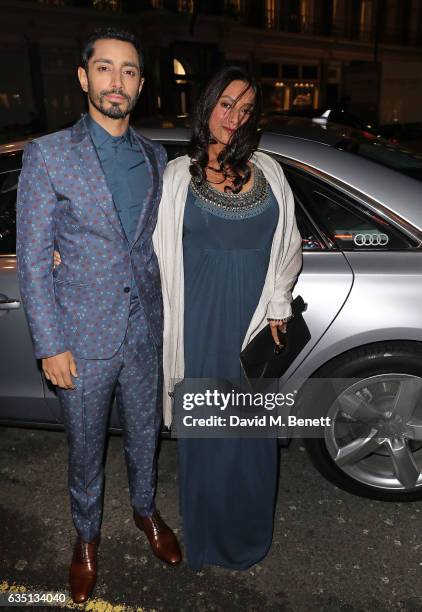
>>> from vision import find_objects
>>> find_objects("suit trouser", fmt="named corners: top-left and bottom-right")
top-left (57, 298), bottom-right (163, 542)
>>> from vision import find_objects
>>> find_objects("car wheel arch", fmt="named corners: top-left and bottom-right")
top-left (307, 339), bottom-right (422, 379)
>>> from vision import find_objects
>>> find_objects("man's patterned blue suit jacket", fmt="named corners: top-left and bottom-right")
top-left (16, 116), bottom-right (167, 360)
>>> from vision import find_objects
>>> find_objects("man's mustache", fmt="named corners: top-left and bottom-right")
top-left (100, 89), bottom-right (131, 103)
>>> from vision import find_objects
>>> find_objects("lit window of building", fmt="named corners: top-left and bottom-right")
top-left (92, 0), bottom-right (121, 11)
top-left (360, 1), bottom-right (373, 41)
top-left (266, 0), bottom-right (276, 29)
top-left (332, 0), bottom-right (338, 22)
top-left (37, 0), bottom-right (65, 5)
top-left (173, 58), bottom-right (189, 115)
top-left (0, 94), bottom-right (11, 110)
top-left (178, 0), bottom-right (194, 13)
top-left (173, 58), bottom-right (187, 84)
top-left (261, 61), bottom-right (319, 113)
top-left (300, 0), bottom-right (307, 23)
top-left (300, 0), bottom-right (314, 33)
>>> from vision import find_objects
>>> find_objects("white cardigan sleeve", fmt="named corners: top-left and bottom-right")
top-left (265, 159), bottom-right (303, 320)
top-left (152, 156), bottom-right (190, 427)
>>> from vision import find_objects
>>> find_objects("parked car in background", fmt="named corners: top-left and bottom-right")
top-left (261, 108), bottom-right (405, 143)
top-left (1, 121), bottom-right (422, 502)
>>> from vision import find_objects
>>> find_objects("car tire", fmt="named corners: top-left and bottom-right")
top-left (303, 341), bottom-right (422, 502)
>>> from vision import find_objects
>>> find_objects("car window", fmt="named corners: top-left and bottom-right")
top-left (163, 143), bottom-right (188, 162)
top-left (292, 201), bottom-right (326, 250)
top-left (283, 166), bottom-right (416, 251)
top-left (0, 168), bottom-right (19, 255)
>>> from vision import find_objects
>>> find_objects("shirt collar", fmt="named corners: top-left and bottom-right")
top-left (86, 114), bottom-right (133, 149)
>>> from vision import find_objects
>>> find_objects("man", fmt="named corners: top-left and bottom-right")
top-left (16, 27), bottom-right (181, 604)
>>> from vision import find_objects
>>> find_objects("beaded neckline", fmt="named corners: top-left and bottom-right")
top-left (190, 166), bottom-right (268, 213)
top-left (189, 166), bottom-right (274, 220)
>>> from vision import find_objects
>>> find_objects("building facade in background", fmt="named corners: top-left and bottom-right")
top-left (2, 0), bottom-right (422, 137)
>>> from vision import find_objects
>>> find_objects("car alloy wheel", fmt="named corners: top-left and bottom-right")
top-left (304, 342), bottom-right (422, 501)
top-left (324, 373), bottom-right (422, 491)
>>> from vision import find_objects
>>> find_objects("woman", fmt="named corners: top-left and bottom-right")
top-left (154, 66), bottom-right (302, 570)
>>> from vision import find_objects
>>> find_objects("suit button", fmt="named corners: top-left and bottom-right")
top-left (124, 287), bottom-right (130, 293)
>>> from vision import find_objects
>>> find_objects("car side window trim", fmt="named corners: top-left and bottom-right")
top-left (284, 180), bottom-right (334, 251)
top-left (0, 168), bottom-right (20, 177)
top-left (268, 153), bottom-right (422, 247)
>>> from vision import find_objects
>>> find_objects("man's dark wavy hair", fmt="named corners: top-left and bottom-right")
top-left (188, 66), bottom-right (262, 194)
top-left (81, 27), bottom-right (144, 74)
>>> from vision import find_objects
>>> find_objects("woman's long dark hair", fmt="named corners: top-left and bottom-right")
top-left (188, 66), bottom-right (262, 194)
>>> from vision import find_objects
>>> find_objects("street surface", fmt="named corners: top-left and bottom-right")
top-left (1, 427), bottom-right (422, 612)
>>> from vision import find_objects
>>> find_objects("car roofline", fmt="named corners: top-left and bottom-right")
top-left (2, 129), bottom-right (421, 233)
top-left (262, 130), bottom-right (334, 147)
top-left (0, 140), bottom-right (29, 155)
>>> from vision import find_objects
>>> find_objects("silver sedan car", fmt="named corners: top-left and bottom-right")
top-left (1, 120), bottom-right (422, 502)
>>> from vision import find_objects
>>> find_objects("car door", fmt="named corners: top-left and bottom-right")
top-left (0, 152), bottom-right (56, 423)
top-left (289, 166), bottom-right (421, 349)
top-left (272, 161), bottom-right (355, 379)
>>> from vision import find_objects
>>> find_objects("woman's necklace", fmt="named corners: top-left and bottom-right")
top-left (190, 165), bottom-right (268, 217)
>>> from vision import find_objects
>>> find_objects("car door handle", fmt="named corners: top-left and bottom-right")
top-left (0, 299), bottom-right (21, 310)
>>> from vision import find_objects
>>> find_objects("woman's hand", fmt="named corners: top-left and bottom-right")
top-left (53, 250), bottom-right (62, 269)
top-left (268, 319), bottom-right (287, 346)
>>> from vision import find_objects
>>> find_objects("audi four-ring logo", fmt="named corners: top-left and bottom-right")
top-left (353, 233), bottom-right (389, 246)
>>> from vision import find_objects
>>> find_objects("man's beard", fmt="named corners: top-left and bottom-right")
top-left (88, 86), bottom-right (139, 120)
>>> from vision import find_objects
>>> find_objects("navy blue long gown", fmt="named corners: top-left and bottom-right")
top-left (178, 166), bottom-right (279, 570)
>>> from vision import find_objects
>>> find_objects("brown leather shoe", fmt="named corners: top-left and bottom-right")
top-left (69, 537), bottom-right (98, 604)
top-left (134, 510), bottom-right (182, 565)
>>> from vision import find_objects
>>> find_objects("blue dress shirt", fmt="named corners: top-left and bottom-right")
top-left (86, 115), bottom-right (151, 300)
top-left (86, 115), bottom-right (151, 243)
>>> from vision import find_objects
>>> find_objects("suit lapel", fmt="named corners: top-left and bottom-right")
top-left (71, 117), bottom-right (126, 240)
top-left (131, 128), bottom-right (159, 246)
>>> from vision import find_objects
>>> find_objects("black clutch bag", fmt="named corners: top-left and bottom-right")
top-left (240, 296), bottom-right (311, 389)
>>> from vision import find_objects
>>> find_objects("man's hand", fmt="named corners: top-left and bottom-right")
top-left (42, 351), bottom-right (78, 389)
